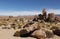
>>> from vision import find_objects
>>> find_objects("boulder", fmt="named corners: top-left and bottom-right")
top-left (33, 18), bottom-right (38, 22)
top-left (55, 17), bottom-right (60, 22)
top-left (42, 9), bottom-right (47, 20)
top-left (19, 22), bottom-right (40, 37)
top-left (38, 14), bottom-right (43, 20)
top-left (31, 29), bottom-right (46, 39)
top-left (53, 29), bottom-right (60, 36)
top-left (20, 29), bottom-right (30, 37)
top-left (42, 28), bottom-right (54, 38)
top-left (46, 13), bottom-right (55, 22)
top-left (33, 15), bottom-right (38, 22)
top-left (45, 30), bottom-right (54, 38)
top-left (23, 23), bottom-right (30, 28)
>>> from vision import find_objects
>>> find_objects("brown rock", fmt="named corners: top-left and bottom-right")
top-left (20, 22), bottom-right (40, 37)
top-left (31, 29), bottom-right (46, 39)
top-left (33, 15), bottom-right (38, 21)
top-left (55, 17), bottom-right (60, 22)
top-left (38, 14), bottom-right (43, 20)
top-left (20, 29), bottom-right (29, 37)
top-left (53, 29), bottom-right (60, 36)
top-left (46, 13), bottom-right (55, 22)
top-left (42, 9), bottom-right (47, 20)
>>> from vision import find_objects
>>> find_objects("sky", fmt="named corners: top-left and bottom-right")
top-left (0, 0), bottom-right (60, 16)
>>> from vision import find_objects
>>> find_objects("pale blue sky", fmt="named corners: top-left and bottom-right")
top-left (0, 0), bottom-right (60, 16)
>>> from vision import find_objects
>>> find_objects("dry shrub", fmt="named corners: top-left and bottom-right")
top-left (50, 26), bottom-right (59, 30)
top-left (13, 31), bottom-right (20, 37)
top-left (0, 23), bottom-right (3, 26)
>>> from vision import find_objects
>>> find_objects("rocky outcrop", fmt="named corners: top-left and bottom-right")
top-left (13, 9), bottom-right (60, 39)
top-left (19, 29), bottom-right (30, 37)
top-left (38, 14), bottom-right (43, 20)
top-left (19, 22), bottom-right (40, 37)
top-left (55, 17), bottom-right (60, 22)
top-left (42, 9), bottom-right (47, 20)
top-left (31, 29), bottom-right (46, 39)
top-left (45, 13), bottom-right (55, 22)
top-left (33, 9), bottom-right (60, 22)
top-left (44, 29), bottom-right (54, 38)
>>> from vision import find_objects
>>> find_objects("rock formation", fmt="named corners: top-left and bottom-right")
top-left (13, 9), bottom-right (60, 39)
top-left (33, 9), bottom-right (60, 22)
top-left (19, 22), bottom-right (40, 37)
top-left (38, 14), bottom-right (43, 20)
top-left (31, 29), bottom-right (46, 39)
top-left (45, 13), bottom-right (55, 22)
top-left (55, 17), bottom-right (60, 22)
top-left (42, 9), bottom-right (47, 20)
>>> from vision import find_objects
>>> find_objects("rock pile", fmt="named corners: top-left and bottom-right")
top-left (13, 9), bottom-right (60, 39)
top-left (33, 9), bottom-right (60, 22)
top-left (42, 9), bottom-right (47, 20)
top-left (46, 13), bottom-right (55, 22)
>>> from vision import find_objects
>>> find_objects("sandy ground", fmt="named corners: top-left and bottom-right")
top-left (0, 28), bottom-right (36, 39)
top-left (0, 27), bottom-right (60, 39)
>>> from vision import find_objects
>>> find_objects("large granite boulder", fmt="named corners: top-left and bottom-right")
top-left (19, 22), bottom-right (40, 37)
top-left (31, 29), bottom-right (46, 39)
top-left (38, 14), bottom-right (43, 20)
top-left (42, 9), bottom-right (47, 20)
top-left (45, 30), bottom-right (54, 38)
top-left (20, 29), bottom-right (30, 37)
top-left (46, 13), bottom-right (55, 22)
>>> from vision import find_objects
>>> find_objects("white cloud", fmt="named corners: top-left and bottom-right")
top-left (0, 11), bottom-right (41, 16)
top-left (47, 9), bottom-right (60, 14)
top-left (0, 9), bottom-right (60, 16)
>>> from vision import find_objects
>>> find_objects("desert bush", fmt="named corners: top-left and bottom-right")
top-left (0, 23), bottom-right (3, 26)
top-left (50, 26), bottom-right (59, 30)
top-left (2, 27), bottom-right (11, 29)
top-left (50, 26), bottom-right (60, 36)
top-left (13, 31), bottom-right (20, 37)
top-left (17, 23), bottom-right (21, 29)
top-left (2, 27), bottom-right (7, 29)
top-left (11, 23), bottom-right (17, 29)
